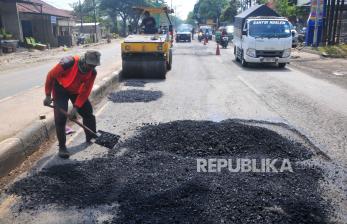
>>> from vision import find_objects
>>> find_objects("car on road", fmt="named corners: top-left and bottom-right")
top-left (176, 24), bottom-right (192, 42)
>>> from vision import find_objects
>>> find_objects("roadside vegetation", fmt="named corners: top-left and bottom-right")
top-left (72, 0), bottom-right (182, 37)
top-left (318, 44), bottom-right (347, 58)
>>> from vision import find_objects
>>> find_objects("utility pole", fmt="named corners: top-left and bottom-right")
top-left (313, 0), bottom-right (321, 47)
top-left (336, 0), bottom-right (345, 43)
top-left (79, 0), bottom-right (83, 33)
top-left (332, 0), bottom-right (341, 44)
top-left (322, 0), bottom-right (331, 45)
top-left (328, 0), bottom-right (336, 44)
top-left (92, 0), bottom-right (98, 42)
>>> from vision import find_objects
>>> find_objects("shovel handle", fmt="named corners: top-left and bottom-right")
top-left (46, 104), bottom-right (98, 137)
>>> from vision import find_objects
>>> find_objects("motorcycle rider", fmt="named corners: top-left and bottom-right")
top-left (220, 28), bottom-right (229, 48)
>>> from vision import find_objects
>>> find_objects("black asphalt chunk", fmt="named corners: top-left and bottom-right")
top-left (124, 120), bottom-right (314, 160)
top-left (8, 120), bottom-right (330, 224)
top-left (123, 80), bottom-right (147, 87)
top-left (108, 90), bottom-right (163, 103)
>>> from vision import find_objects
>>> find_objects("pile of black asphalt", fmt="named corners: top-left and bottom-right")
top-left (108, 90), bottom-right (162, 103)
top-left (8, 120), bottom-right (331, 224)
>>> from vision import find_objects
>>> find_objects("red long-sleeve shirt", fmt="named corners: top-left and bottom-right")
top-left (45, 56), bottom-right (97, 108)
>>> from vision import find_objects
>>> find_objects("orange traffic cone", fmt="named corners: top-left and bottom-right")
top-left (216, 43), bottom-right (220, 55)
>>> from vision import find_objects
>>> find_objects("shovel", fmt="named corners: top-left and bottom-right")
top-left (47, 104), bottom-right (120, 149)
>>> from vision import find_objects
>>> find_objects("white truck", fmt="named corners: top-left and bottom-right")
top-left (233, 5), bottom-right (292, 68)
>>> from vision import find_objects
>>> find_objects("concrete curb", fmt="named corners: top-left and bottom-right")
top-left (0, 70), bottom-right (120, 177)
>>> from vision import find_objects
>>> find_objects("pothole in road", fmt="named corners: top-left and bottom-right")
top-left (8, 120), bottom-right (333, 224)
top-left (108, 90), bottom-right (163, 103)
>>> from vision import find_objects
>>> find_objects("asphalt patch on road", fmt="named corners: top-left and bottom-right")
top-left (8, 120), bottom-right (331, 224)
top-left (108, 90), bottom-right (163, 103)
top-left (123, 80), bottom-right (147, 87)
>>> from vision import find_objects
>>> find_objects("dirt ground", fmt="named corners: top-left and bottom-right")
top-left (290, 49), bottom-right (347, 89)
top-left (0, 40), bottom-right (111, 72)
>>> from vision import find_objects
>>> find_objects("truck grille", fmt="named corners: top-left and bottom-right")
top-left (256, 50), bottom-right (283, 58)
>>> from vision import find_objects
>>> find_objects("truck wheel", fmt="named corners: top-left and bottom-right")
top-left (278, 63), bottom-right (286, 68)
top-left (241, 51), bottom-right (248, 67)
top-left (167, 49), bottom-right (173, 71)
top-left (234, 47), bottom-right (240, 62)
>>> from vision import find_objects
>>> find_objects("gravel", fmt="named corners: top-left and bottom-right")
top-left (8, 120), bottom-right (331, 224)
top-left (108, 90), bottom-right (163, 103)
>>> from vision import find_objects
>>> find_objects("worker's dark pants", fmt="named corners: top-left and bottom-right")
top-left (53, 82), bottom-right (96, 149)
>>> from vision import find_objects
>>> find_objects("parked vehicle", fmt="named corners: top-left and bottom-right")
top-left (233, 5), bottom-right (292, 68)
top-left (289, 23), bottom-right (299, 48)
top-left (297, 27), bottom-right (306, 43)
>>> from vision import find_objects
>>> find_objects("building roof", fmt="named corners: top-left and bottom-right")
top-left (16, 0), bottom-right (73, 18)
top-left (235, 4), bottom-right (279, 19)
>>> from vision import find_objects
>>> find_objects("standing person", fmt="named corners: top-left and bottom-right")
top-left (191, 28), bottom-right (195, 40)
top-left (43, 50), bottom-right (101, 159)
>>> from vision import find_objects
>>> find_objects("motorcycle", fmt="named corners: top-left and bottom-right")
top-left (198, 32), bottom-right (204, 42)
top-left (220, 35), bottom-right (229, 48)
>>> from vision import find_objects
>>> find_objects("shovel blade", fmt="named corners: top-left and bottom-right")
top-left (94, 130), bottom-right (120, 149)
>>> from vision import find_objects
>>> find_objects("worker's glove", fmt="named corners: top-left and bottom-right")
top-left (43, 95), bottom-right (52, 106)
top-left (68, 107), bottom-right (78, 120)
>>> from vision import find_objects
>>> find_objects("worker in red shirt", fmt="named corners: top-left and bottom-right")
top-left (43, 50), bottom-right (101, 159)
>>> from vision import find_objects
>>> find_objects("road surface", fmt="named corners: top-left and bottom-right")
top-left (0, 40), bottom-right (346, 223)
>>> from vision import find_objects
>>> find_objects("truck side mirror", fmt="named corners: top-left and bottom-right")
top-left (242, 29), bottom-right (247, 36)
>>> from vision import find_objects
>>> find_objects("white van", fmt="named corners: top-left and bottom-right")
top-left (234, 17), bottom-right (292, 68)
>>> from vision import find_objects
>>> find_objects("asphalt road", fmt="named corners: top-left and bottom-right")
top-left (0, 43), bottom-right (121, 100)
top-left (1, 40), bottom-right (346, 223)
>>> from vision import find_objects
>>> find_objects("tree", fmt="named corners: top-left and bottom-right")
top-left (274, 0), bottom-right (297, 18)
top-left (186, 11), bottom-right (196, 26)
top-left (258, 0), bottom-right (297, 18)
top-left (220, 0), bottom-right (239, 23)
top-left (192, 0), bottom-right (229, 26)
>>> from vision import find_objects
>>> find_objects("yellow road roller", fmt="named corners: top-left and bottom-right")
top-left (121, 7), bottom-right (174, 79)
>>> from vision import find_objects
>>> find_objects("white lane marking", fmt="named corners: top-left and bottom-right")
top-left (237, 75), bottom-right (261, 96)
top-left (333, 71), bottom-right (346, 76)
top-left (0, 96), bottom-right (12, 103)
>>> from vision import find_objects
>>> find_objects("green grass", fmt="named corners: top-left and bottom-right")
top-left (317, 44), bottom-right (347, 58)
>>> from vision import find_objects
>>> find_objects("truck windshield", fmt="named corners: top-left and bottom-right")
top-left (249, 20), bottom-right (291, 38)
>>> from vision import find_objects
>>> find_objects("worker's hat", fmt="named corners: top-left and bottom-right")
top-left (85, 50), bottom-right (101, 66)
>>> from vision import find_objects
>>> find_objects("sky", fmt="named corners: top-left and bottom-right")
top-left (42, 0), bottom-right (197, 20)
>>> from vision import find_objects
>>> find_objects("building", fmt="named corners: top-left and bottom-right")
top-left (0, 0), bottom-right (75, 47)
top-left (74, 22), bottom-right (104, 43)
